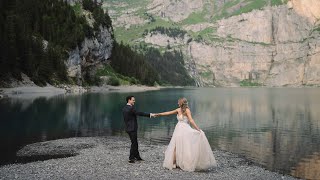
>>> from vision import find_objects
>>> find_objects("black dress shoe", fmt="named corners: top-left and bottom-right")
top-left (135, 157), bottom-right (144, 161)
top-left (128, 159), bottom-right (135, 163)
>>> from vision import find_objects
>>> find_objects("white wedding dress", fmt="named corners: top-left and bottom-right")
top-left (163, 114), bottom-right (217, 171)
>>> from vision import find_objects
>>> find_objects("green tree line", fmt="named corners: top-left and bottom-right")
top-left (110, 42), bottom-right (159, 86)
top-left (0, 0), bottom-right (193, 87)
top-left (144, 48), bottom-right (194, 86)
top-left (0, 0), bottom-right (112, 86)
top-left (134, 44), bottom-right (194, 86)
top-left (148, 26), bottom-right (187, 39)
top-left (1, 0), bottom-right (86, 86)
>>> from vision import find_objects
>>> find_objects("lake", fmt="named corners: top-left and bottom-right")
top-left (0, 87), bottom-right (319, 179)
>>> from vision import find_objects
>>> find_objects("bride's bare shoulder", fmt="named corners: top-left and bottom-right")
top-left (185, 108), bottom-right (191, 113)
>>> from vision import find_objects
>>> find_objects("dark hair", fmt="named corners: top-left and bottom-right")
top-left (126, 95), bottom-right (134, 102)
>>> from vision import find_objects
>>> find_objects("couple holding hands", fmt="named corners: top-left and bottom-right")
top-left (122, 95), bottom-right (217, 172)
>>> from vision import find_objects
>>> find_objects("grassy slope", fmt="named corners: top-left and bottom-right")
top-left (103, 0), bottom-right (288, 45)
top-left (115, 18), bottom-right (175, 44)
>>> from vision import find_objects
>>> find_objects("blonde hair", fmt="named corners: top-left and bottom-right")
top-left (179, 97), bottom-right (189, 115)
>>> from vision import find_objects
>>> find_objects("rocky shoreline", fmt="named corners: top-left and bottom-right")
top-left (0, 84), bottom-right (161, 99)
top-left (0, 136), bottom-right (298, 180)
top-left (0, 73), bottom-right (163, 99)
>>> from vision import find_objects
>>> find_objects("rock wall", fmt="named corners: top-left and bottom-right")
top-left (189, 0), bottom-right (320, 86)
top-left (65, 2), bottom-right (114, 85)
top-left (147, 0), bottom-right (204, 22)
top-left (66, 26), bottom-right (113, 85)
top-left (108, 0), bottom-right (320, 87)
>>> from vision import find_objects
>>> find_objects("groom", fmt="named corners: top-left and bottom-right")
top-left (123, 95), bottom-right (154, 163)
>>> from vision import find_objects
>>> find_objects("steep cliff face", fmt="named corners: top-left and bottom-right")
top-left (66, 26), bottom-right (113, 85)
top-left (65, 2), bottom-right (114, 85)
top-left (190, 0), bottom-right (320, 86)
top-left (147, 0), bottom-right (204, 22)
top-left (107, 0), bottom-right (320, 87)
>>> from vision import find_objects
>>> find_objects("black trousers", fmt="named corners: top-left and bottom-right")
top-left (127, 131), bottom-right (141, 160)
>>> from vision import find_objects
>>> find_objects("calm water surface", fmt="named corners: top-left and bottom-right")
top-left (0, 88), bottom-right (320, 179)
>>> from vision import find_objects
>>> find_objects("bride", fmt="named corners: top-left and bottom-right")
top-left (154, 97), bottom-right (217, 172)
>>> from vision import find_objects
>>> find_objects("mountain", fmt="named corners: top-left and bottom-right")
top-left (105, 0), bottom-right (320, 87)
top-left (0, 0), bottom-right (194, 87)
top-left (65, 0), bottom-right (114, 86)
top-left (0, 0), bottom-right (114, 87)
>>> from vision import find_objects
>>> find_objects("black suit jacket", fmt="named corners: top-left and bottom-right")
top-left (122, 105), bottom-right (150, 132)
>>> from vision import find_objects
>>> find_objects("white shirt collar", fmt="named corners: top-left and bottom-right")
top-left (127, 103), bottom-right (132, 106)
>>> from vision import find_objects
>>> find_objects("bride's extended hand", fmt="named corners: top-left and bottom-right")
top-left (150, 113), bottom-right (158, 118)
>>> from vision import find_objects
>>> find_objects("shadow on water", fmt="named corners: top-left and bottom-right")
top-left (0, 88), bottom-right (320, 179)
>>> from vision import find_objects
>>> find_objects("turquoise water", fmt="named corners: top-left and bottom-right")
top-left (0, 88), bottom-right (319, 179)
